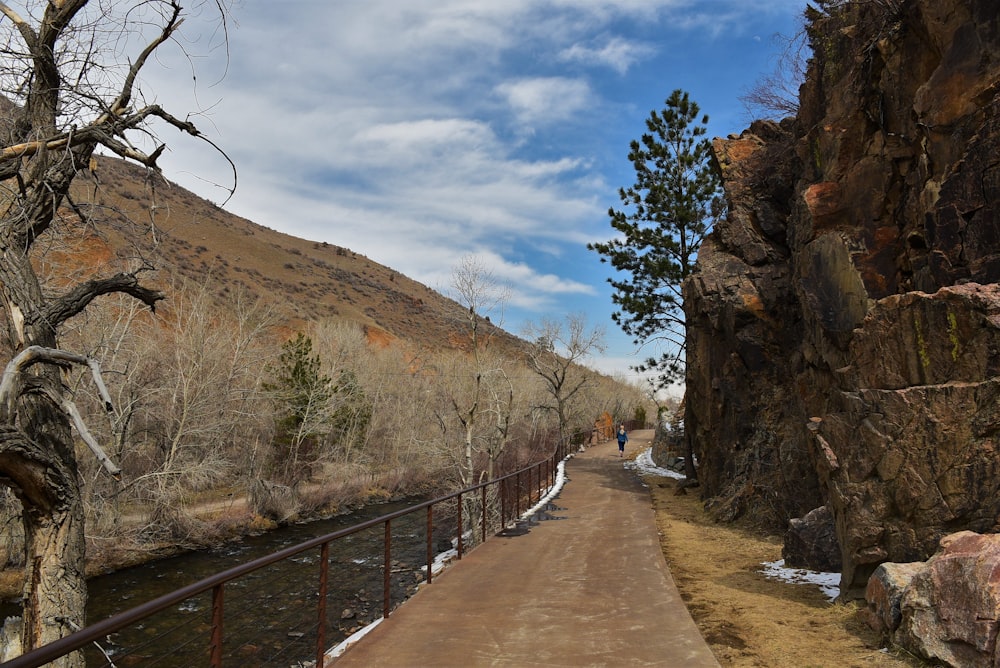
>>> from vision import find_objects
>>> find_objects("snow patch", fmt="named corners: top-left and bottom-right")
top-left (760, 559), bottom-right (840, 601)
top-left (626, 447), bottom-right (842, 602)
top-left (326, 616), bottom-right (383, 660)
top-left (625, 447), bottom-right (685, 480)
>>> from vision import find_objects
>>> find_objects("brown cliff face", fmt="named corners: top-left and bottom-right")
top-left (685, 0), bottom-right (1000, 597)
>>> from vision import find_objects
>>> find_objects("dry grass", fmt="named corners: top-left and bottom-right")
top-left (649, 477), bottom-right (927, 668)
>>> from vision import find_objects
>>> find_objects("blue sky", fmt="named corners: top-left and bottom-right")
top-left (145, 0), bottom-right (807, 387)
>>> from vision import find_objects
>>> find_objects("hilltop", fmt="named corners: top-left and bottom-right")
top-left (59, 155), bottom-right (521, 355)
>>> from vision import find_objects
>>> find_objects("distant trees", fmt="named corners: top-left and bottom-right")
top-left (263, 332), bottom-right (374, 485)
top-left (589, 89), bottom-right (723, 389)
top-left (522, 314), bottom-right (606, 449)
top-left (0, 0), bottom-right (231, 659)
top-left (67, 281), bottom-right (274, 543)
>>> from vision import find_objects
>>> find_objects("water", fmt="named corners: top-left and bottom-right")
top-left (3, 498), bottom-right (455, 666)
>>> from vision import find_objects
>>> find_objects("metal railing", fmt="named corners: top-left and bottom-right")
top-left (3, 441), bottom-right (570, 667)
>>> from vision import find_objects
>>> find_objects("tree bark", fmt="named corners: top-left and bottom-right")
top-left (0, 416), bottom-right (85, 667)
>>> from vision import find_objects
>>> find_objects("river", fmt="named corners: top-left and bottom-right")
top-left (2, 497), bottom-right (455, 666)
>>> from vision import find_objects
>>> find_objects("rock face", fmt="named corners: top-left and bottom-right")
top-left (685, 0), bottom-right (1000, 597)
top-left (866, 532), bottom-right (1000, 667)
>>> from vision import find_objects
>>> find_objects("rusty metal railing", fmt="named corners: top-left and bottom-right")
top-left (2, 441), bottom-right (570, 667)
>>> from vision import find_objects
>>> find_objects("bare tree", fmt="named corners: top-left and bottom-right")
top-left (446, 255), bottom-right (513, 488)
top-left (740, 28), bottom-right (809, 120)
top-left (522, 314), bottom-right (606, 450)
top-left (0, 1), bottom-right (230, 659)
top-left (125, 281), bottom-right (272, 533)
top-left (480, 357), bottom-right (514, 481)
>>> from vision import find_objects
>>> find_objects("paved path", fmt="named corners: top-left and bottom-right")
top-left (329, 430), bottom-right (720, 667)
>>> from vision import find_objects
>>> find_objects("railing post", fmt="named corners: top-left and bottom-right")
top-left (515, 470), bottom-right (521, 517)
top-left (426, 505), bottom-right (434, 584)
top-left (481, 484), bottom-right (487, 544)
top-left (456, 492), bottom-right (464, 559)
top-left (383, 519), bottom-right (392, 618)
top-left (210, 583), bottom-right (224, 668)
top-left (531, 466), bottom-right (536, 506)
top-left (500, 477), bottom-right (506, 531)
top-left (316, 542), bottom-right (329, 668)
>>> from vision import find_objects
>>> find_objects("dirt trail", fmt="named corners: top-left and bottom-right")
top-left (648, 475), bottom-right (924, 667)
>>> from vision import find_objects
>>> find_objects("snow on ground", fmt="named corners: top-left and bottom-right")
top-left (625, 446), bottom-right (686, 480)
top-left (760, 559), bottom-right (841, 601)
top-left (327, 454), bottom-right (572, 660)
top-left (628, 446), bottom-right (842, 602)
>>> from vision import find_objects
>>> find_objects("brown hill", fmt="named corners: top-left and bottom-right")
top-left (61, 155), bottom-right (518, 353)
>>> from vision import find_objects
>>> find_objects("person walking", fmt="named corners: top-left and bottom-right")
top-left (616, 424), bottom-right (628, 457)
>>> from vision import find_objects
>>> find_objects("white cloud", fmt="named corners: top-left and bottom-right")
top-left (137, 0), bottom-right (806, 379)
top-left (496, 77), bottom-right (593, 128)
top-left (559, 37), bottom-right (656, 74)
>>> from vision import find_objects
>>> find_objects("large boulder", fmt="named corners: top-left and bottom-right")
top-left (812, 284), bottom-right (1000, 592)
top-left (894, 532), bottom-right (1000, 667)
top-left (864, 561), bottom-right (924, 638)
top-left (685, 0), bottom-right (1000, 599)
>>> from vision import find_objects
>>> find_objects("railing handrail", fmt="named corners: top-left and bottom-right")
top-left (3, 441), bottom-right (570, 667)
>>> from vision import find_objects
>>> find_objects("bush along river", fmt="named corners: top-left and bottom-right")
top-left (1, 498), bottom-right (458, 666)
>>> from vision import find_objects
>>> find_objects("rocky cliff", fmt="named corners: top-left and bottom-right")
top-left (685, 0), bottom-right (1000, 597)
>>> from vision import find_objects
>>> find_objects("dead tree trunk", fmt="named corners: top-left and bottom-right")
top-left (0, 1), bottom-right (225, 660)
top-left (0, 421), bottom-right (85, 657)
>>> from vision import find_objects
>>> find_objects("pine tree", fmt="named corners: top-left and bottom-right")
top-left (264, 333), bottom-right (333, 480)
top-left (589, 89), bottom-right (723, 387)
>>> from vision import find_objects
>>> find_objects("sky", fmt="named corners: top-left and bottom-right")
top-left (139, 0), bottom-right (808, 388)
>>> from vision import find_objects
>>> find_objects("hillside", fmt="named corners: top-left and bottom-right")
top-left (59, 155), bottom-right (521, 354)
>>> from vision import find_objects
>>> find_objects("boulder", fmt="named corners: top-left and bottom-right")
top-left (864, 562), bottom-right (923, 637)
top-left (782, 505), bottom-right (841, 573)
top-left (895, 532), bottom-right (1000, 667)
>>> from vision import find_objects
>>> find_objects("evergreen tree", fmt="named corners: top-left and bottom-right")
top-left (264, 333), bottom-right (333, 479)
top-left (589, 89), bottom-right (723, 388)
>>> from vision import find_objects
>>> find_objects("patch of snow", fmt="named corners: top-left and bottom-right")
top-left (624, 447), bottom-right (842, 602)
top-left (326, 617), bottom-right (383, 660)
top-left (625, 447), bottom-right (685, 480)
top-left (521, 455), bottom-right (569, 519)
top-left (760, 559), bottom-right (840, 601)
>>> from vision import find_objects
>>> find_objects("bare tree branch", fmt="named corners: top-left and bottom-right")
top-left (35, 271), bottom-right (164, 329)
top-left (108, 2), bottom-right (183, 118)
top-left (0, 345), bottom-right (121, 476)
top-left (62, 397), bottom-right (120, 477)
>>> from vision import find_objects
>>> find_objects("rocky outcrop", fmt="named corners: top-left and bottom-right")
top-left (685, 0), bottom-right (1000, 597)
top-left (866, 532), bottom-right (1000, 667)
